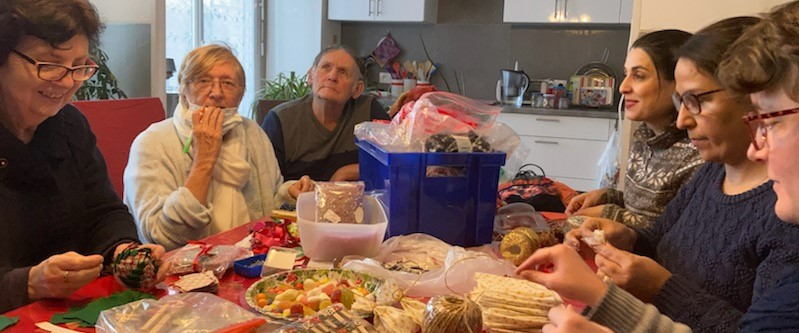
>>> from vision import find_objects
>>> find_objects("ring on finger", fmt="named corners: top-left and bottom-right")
top-left (602, 274), bottom-right (612, 283)
top-left (63, 270), bottom-right (70, 283)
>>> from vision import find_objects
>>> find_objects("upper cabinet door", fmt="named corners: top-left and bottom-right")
top-left (619, 0), bottom-right (633, 23)
top-left (564, 0), bottom-right (622, 23)
top-left (328, 0), bottom-right (374, 21)
top-left (375, 0), bottom-right (436, 22)
top-left (504, 0), bottom-right (559, 23)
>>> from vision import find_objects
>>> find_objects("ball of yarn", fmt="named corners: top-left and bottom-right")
top-left (500, 227), bottom-right (558, 266)
top-left (423, 294), bottom-right (482, 333)
top-left (112, 245), bottom-right (159, 290)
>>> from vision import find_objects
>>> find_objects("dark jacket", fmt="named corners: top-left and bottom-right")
top-left (0, 104), bottom-right (139, 312)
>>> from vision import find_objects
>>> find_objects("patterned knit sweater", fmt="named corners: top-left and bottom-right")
top-left (603, 123), bottom-right (703, 228)
top-left (633, 163), bottom-right (799, 332)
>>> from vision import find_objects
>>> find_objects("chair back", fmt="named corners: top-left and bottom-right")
top-left (71, 97), bottom-right (165, 198)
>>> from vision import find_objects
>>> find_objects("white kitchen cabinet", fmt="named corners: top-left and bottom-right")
top-left (498, 113), bottom-right (616, 191)
top-left (619, 0), bottom-right (633, 23)
top-left (504, 0), bottom-right (628, 24)
top-left (637, 0), bottom-right (778, 33)
top-left (328, 0), bottom-right (437, 23)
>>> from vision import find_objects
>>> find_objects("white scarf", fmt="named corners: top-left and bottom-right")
top-left (172, 102), bottom-right (252, 235)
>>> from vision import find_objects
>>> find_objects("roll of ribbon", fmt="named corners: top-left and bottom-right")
top-left (500, 227), bottom-right (558, 266)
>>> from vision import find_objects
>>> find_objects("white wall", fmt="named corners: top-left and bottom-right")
top-left (89, 0), bottom-right (165, 105)
top-left (266, 0), bottom-right (341, 80)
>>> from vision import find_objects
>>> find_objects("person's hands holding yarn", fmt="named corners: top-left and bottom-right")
top-left (594, 242), bottom-right (671, 303)
top-left (27, 252), bottom-right (104, 301)
top-left (543, 305), bottom-right (613, 333)
top-left (565, 189), bottom-right (608, 216)
top-left (516, 244), bottom-right (608, 308)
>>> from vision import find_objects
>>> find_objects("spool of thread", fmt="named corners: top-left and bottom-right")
top-left (500, 227), bottom-right (558, 266)
top-left (423, 294), bottom-right (483, 333)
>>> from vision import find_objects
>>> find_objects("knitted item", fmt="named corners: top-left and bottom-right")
top-left (112, 245), bottom-right (159, 290)
top-left (635, 163), bottom-right (799, 332)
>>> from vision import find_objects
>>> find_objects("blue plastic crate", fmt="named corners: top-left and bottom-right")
top-left (356, 140), bottom-right (505, 247)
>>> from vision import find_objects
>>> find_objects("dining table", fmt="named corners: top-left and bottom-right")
top-left (2, 221), bottom-right (274, 333)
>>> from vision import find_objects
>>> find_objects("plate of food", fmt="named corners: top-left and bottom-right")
top-left (245, 268), bottom-right (385, 320)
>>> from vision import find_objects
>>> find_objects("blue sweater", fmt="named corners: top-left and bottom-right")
top-left (740, 266), bottom-right (799, 332)
top-left (633, 163), bottom-right (799, 333)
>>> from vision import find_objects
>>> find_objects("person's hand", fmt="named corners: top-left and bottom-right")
top-left (516, 244), bottom-right (608, 307)
top-left (572, 204), bottom-right (606, 218)
top-left (329, 164), bottom-right (359, 181)
top-left (594, 243), bottom-right (671, 303)
top-left (289, 175), bottom-right (315, 198)
top-left (564, 217), bottom-right (637, 254)
top-left (565, 189), bottom-right (608, 216)
top-left (191, 106), bottom-right (224, 166)
top-left (28, 252), bottom-right (104, 301)
top-left (543, 305), bottom-right (613, 333)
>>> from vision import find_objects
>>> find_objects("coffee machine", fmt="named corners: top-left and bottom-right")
top-left (497, 62), bottom-right (530, 107)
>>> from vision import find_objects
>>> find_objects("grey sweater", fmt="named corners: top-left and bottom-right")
top-left (603, 123), bottom-right (702, 228)
top-left (590, 283), bottom-right (692, 333)
top-left (124, 117), bottom-right (292, 251)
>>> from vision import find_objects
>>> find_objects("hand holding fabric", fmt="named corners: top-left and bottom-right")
top-left (565, 189), bottom-right (607, 216)
top-left (516, 244), bottom-right (608, 307)
top-left (594, 243), bottom-right (671, 303)
top-left (28, 252), bottom-right (104, 301)
top-left (564, 217), bottom-right (637, 254)
top-left (543, 305), bottom-right (613, 333)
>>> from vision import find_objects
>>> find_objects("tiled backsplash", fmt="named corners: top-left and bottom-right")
top-left (341, 0), bottom-right (630, 101)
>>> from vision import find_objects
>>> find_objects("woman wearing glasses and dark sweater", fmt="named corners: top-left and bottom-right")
top-left (0, 0), bottom-right (164, 312)
top-left (518, 15), bottom-right (799, 333)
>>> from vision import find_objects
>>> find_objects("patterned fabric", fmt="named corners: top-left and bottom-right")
top-left (602, 123), bottom-right (703, 228)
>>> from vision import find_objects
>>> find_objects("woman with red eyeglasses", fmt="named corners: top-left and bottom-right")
top-left (718, 1), bottom-right (799, 330)
top-left (0, 0), bottom-right (165, 313)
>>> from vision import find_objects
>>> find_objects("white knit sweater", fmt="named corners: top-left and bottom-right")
top-left (123, 117), bottom-right (292, 250)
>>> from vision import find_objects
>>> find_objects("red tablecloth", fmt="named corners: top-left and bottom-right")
top-left (3, 221), bottom-right (261, 333)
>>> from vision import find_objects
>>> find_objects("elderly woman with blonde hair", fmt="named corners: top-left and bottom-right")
top-left (124, 44), bottom-right (313, 250)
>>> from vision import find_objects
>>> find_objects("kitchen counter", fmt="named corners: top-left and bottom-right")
top-left (502, 106), bottom-right (620, 119)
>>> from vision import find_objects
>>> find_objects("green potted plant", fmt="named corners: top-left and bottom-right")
top-left (74, 42), bottom-right (127, 100)
top-left (251, 71), bottom-right (310, 124)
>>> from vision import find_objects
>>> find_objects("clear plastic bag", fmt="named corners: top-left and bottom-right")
top-left (354, 121), bottom-right (407, 152)
top-left (596, 128), bottom-right (621, 189)
top-left (315, 181), bottom-right (365, 224)
top-left (163, 243), bottom-right (248, 278)
top-left (96, 292), bottom-right (265, 333)
top-left (391, 91), bottom-right (502, 151)
top-left (342, 234), bottom-right (516, 298)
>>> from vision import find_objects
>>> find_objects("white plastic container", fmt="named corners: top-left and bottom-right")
top-left (296, 192), bottom-right (388, 262)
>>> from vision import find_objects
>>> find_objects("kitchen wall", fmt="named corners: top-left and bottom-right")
top-left (341, 0), bottom-right (630, 101)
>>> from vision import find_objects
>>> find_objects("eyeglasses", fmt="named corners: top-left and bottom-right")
top-left (742, 107), bottom-right (799, 150)
top-left (190, 77), bottom-right (241, 94)
top-left (672, 88), bottom-right (724, 115)
top-left (11, 49), bottom-right (99, 82)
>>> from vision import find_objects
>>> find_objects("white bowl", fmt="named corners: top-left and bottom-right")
top-left (296, 192), bottom-right (388, 262)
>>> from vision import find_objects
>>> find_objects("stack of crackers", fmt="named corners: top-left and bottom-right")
top-left (469, 272), bottom-right (562, 333)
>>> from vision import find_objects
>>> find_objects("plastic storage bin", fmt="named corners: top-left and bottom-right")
top-left (296, 192), bottom-right (388, 262)
top-left (356, 140), bottom-right (506, 247)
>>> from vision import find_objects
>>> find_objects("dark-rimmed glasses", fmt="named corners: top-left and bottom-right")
top-left (672, 88), bottom-right (723, 115)
top-left (189, 77), bottom-right (241, 94)
top-left (11, 49), bottom-right (98, 82)
top-left (742, 107), bottom-right (799, 150)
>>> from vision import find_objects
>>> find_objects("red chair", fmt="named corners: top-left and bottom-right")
top-left (71, 97), bottom-right (165, 198)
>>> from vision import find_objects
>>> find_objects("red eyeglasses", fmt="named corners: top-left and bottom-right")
top-left (742, 107), bottom-right (799, 150)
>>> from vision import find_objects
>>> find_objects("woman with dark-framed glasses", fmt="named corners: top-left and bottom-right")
top-left (0, 0), bottom-right (165, 312)
top-left (537, 16), bottom-right (799, 333)
top-left (124, 44), bottom-right (313, 251)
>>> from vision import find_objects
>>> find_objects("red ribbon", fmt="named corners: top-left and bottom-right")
top-left (187, 241), bottom-right (215, 272)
